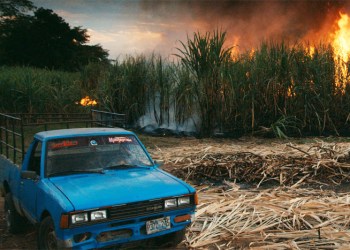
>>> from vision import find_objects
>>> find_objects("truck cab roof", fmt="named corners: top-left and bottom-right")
top-left (35, 127), bottom-right (133, 141)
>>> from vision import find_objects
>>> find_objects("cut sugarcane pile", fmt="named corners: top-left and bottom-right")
top-left (148, 138), bottom-right (350, 249)
top-left (152, 138), bottom-right (350, 188)
top-left (187, 185), bottom-right (350, 249)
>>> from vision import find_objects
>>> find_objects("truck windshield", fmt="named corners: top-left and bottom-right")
top-left (46, 135), bottom-right (153, 177)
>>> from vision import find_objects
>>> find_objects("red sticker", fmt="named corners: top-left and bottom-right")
top-left (108, 137), bottom-right (132, 144)
top-left (50, 140), bottom-right (78, 149)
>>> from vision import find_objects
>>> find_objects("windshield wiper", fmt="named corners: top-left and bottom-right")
top-left (104, 164), bottom-right (149, 170)
top-left (48, 168), bottom-right (104, 177)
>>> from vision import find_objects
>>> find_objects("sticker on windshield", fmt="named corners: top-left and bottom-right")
top-left (108, 137), bottom-right (132, 144)
top-left (49, 140), bottom-right (78, 149)
top-left (90, 140), bottom-right (98, 146)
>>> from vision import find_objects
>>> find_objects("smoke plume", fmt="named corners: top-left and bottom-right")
top-left (140, 0), bottom-right (349, 52)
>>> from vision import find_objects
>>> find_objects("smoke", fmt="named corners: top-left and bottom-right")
top-left (140, 0), bottom-right (349, 52)
top-left (138, 92), bottom-right (200, 135)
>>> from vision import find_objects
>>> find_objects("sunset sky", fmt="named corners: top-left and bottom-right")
top-left (31, 0), bottom-right (350, 60)
top-left (32, 0), bottom-right (195, 59)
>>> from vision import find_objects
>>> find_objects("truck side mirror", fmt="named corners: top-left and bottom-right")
top-left (154, 160), bottom-right (164, 168)
top-left (21, 170), bottom-right (38, 180)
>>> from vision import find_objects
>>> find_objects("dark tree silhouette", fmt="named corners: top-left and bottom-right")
top-left (0, 0), bottom-right (35, 17)
top-left (0, 6), bottom-right (109, 70)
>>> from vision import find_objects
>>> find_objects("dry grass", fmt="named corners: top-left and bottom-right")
top-left (150, 137), bottom-right (350, 188)
top-left (147, 136), bottom-right (350, 249)
top-left (187, 186), bottom-right (350, 249)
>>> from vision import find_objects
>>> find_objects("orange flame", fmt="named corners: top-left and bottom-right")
top-left (332, 12), bottom-right (350, 63)
top-left (231, 36), bottom-right (241, 61)
top-left (308, 46), bottom-right (315, 57)
top-left (331, 12), bottom-right (350, 91)
top-left (78, 96), bottom-right (97, 106)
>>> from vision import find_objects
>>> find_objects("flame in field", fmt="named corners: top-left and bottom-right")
top-left (332, 13), bottom-right (350, 63)
top-left (231, 36), bottom-right (241, 61)
top-left (78, 96), bottom-right (97, 106)
top-left (249, 48), bottom-right (255, 59)
top-left (308, 46), bottom-right (315, 57)
top-left (331, 12), bottom-right (350, 91)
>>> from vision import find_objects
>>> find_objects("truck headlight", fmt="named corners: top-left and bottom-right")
top-left (164, 198), bottom-right (177, 208)
top-left (91, 210), bottom-right (107, 221)
top-left (71, 213), bottom-right (88, 224)
top-left (178, 196), bottom-right (190, 205)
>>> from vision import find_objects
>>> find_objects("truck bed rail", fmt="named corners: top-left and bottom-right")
top-left (0, 110), bottom-right (126, 164)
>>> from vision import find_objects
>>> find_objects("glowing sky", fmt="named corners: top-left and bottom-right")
top-left (31, 0), bottom-right (349, 60)
top-left (31, 0), bottom-right (193, 59)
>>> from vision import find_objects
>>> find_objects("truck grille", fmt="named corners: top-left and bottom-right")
top-left (109, 197), bottom-right (193, 221)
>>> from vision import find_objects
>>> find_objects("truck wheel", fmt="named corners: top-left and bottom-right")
top-left (38, 216), bottom-right (58, 250)
top-left (4, 193), bottom-right (25, 233)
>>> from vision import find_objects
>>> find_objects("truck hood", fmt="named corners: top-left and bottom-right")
top-left (49, 168), bottom-right (191, 211)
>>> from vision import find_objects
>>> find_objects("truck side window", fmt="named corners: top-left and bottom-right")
top-left (28, 141), bottom-right (42, 176)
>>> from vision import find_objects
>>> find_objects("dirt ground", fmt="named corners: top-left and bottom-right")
top-left (1, 135), bottom-right (350, 249)
top-left (0, 197), bottom-right (37, 249)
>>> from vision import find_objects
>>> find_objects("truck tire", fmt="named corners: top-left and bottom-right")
top-left (38, 216), bottom-right (58, 250)
top-left (4, 193), bottom-right (25, 233)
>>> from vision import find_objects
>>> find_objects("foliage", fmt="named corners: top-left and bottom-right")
top-left (175, 30), bottom-right (232, 136)
top-left (270, 116), bottom-right (301, 139)
top-left (0, 7), bottom-right (108, 71)
top-left (0, 66), bottom-right (82, 113)
top-left (0, 0), bottom-right (34, 17)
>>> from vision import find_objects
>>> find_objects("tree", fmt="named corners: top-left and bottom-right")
top-left (0, 15), bottom-right (34, 65)
top-left (0, 0), bottom-right (34, 17)
top-left (0, 7), bottom-right (109, 70)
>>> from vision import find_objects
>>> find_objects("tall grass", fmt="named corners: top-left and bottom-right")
top-left (0, 33), bottom-right (349, 137)
top-left (0, 66), bottom-right (82, 113)
top-left (175, 30), bottom-right (232, 136)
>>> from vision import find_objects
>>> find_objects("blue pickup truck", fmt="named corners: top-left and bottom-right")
top-left (0, 112), bottom-right (197, 249)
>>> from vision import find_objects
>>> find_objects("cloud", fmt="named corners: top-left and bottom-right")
top-left (87, 28), bottom-right (164, 58)
top-left (54, 9), bottom-right (90, 26)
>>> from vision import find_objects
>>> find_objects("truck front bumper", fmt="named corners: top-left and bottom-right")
top-left (56, 207), bottom-right (195, 249)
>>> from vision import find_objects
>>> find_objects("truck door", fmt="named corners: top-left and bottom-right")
top-left (20, 140), bottom-right (42, 222)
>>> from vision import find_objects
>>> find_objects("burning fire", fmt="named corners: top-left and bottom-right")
top-left (78, 96), bottom-right (97, 106)
top-left (230, 11), bottom-right (350, 94)
top-left (332, 12), bottom-right (350, 63)
top-left (308, 46), bottom-right (315, 57)
top-left (230, 36), bottom-right (241, 61)
top-left (331, 12), bottom-right (350, 91)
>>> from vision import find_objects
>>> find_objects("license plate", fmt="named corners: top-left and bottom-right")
top-left (146, 216), bottom-right (171, 234)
